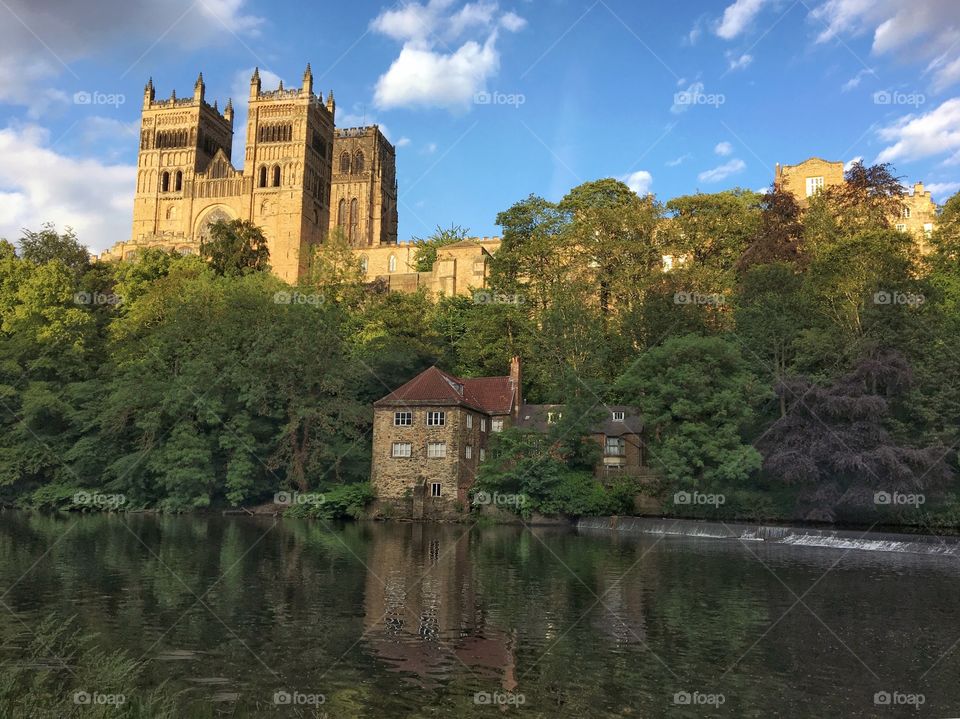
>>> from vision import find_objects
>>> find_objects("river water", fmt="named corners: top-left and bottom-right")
top-left (0, 511), bottom-right (958, 717)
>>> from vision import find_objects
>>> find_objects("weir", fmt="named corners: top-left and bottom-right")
top-left (576, 516), bottom-right (960, 556)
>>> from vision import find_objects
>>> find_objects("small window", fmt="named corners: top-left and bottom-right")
top-left (491, 418), bottom-right (504, 433)
top-left (902, 207), bottom-right (911, 219)
top-left (427, 442), bottom-right (446, 458)
top-left (924, 223), bottom-right (934, 237)
top-left (340, 152), bottom-right (351, 174)
top-left (392, 442), bottom-right (412, 458)
top-left (612, 411), bottom-right (625, 422)
top-left (427, 411), bottom-right (445, 427)
top-left (805, 176), bottom-right (824, 197)
top-left (272, 165), bottom-right (281, 187)
top-left (605, 437), bottom-right (626, 457)
top-left (466, 415), bottom-right (473, 429)
top-left (258, 166), bottom-right (267, 187)
top-left (896, 223), bottom-right (906, 232)
top-left (431, 482), bottom-right (442, 497)
top-left (354, 150), bottom-right (365, 173)
top-left (174, 171), bottom-right (183, 192)
top-left (465, 445), bottom-right (473, 459)
top-left (160, 171), bottom-right (170, 192)
top-left (479, 448), bottom-right (486, 461)
top-left (394, 411), bottom-right (412, 426)
top-left (388, 255), bottom-right (397, 273)
top-left (547, 412), bottom-right (562, 424)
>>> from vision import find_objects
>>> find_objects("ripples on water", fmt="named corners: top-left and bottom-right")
top-left (0, 511), bottom-right (958, 717)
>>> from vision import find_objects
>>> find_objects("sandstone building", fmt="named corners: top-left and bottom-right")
top-left (102, 67), bottom-right (398, 283)
top-left (370, 358), bottom-right (643, 518)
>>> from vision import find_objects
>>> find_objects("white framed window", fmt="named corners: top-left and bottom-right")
top-left (465, 445), bottom-right (473, 459)
top-left (388, 255), bottom-right (397, 273)
top-left (491, 418), bottom-right (504, 432)
top-left (479, 448), bottom-right (486, 461)
top-left (480, 418), bottom-right (487, 432)
top-left (805, 176), bottom-right (824, 197)
top-left (605, 437), bottom-right (626, 457)
top-left (392, 442), bottom-right (412, 458)
top-left (612, 411), bottom-right (625, 422)
top-left (394, 411), bottom-right (412, 426)
top-left (431, 482), bottom-right (442, 497)
top-left (547, 411), bottom-right (562, 424)
top-left (427, 411), bottom-right (445, 427)
top-left (924, 222), bottom-right (934, 237)
top-left (902, 207), bottom-right (911, 218)
top-left (896, 223), bottom-right (906, 232)
top-left (466, 414), bottom-right (473, 429)
top-left (427, 442), bottom-right (447, 458)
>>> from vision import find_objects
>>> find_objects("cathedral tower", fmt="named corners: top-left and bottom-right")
top-left (330, 126), bottom-right (398, 247)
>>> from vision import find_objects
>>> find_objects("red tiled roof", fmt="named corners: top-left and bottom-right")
top-left (375, 366), bottom-right (515, 415)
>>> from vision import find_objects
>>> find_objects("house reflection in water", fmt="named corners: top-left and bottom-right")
top-left (362, 523), bottom-right (518, 692)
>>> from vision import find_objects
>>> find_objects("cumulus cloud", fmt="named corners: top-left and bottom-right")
top-left (925, 181), bottom-right (960, 200)
top-left (396, 137), bottom-right (412, 147)
top-left (811, 0), bottom-right (960, 91)
top-left (620, 170), bottom-right (653, 195)
top-left (844, 155), bottom-right (864, 171)
top-left (715, 141), bottom-right (734, 156)
top-left (371, 1), bottom-right (525, 111)
top-left (715, 0), bottom-right (767, 40)
top-left (874, 98), bottom-right (960, 164)
top-left (0, 124), bottom-right (135, 253)
top-left (698, 158), bottom-right (747, 183)
top-left (726, 52), bottom-right (753, 71)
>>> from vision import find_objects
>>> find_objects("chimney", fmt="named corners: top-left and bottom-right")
top-left (509, 356), bottom-right (523, 418)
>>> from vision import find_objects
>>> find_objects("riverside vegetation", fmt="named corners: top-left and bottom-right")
top-left (2, 162), bottom-right (960, 527)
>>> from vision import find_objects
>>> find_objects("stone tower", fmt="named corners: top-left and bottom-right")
top-left (330, 126), bottom-right (398, 247)
top-left (132, 73), bottom-right (236, 256)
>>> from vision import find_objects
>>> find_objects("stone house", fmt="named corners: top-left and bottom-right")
top-left (370, 358), bottom-right (644, 518)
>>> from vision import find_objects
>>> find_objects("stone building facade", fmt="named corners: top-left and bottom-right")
top-left (101, 67), bottom-right (398, 283)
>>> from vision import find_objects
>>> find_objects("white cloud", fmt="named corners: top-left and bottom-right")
top-left (715, 141), bottom-right (734, 156)
top-left (396, 137), bottom-right (412, 147)
top-left (671, 81), bottom-right (703, 113)
top-left (371, 1), bottom-right (524, 111)
top-left (422, 142), bottom-right (438, 154)
top-left (620, 170), bottom-right (653, 195)
top-left (715, 0), bottom-right (767, 40)
top-left (925, 181), bottom-right (960, 200)
top-left (841, 68), bottom-right (876, 92)
top-left (726, 52), bottom-right (754, 71)
top-left (811, 0), bottom-right (960, 91)
top-left (698, 158), bottom-right (747, 183)
top-left (667, 153), bottom-right (693, 167)
top-left (875, 98), bottom-right (960, 164)
top-left (844, 155), bottom-right (864, 171)
top-left (0, 124), bottom-right (134, 253)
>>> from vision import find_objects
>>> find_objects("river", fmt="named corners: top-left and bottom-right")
top-left (0, 511), bottom-right (957, 717)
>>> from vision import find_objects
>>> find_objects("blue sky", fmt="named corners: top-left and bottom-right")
top-left (2, 0), bottom-right (959, 252)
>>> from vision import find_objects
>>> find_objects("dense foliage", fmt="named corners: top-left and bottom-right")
top-left (2, 162), bottom-right (959, 525)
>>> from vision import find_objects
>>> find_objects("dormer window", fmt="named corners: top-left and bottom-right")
top-left (612, 411), bottom-right (625, 422)
top-left (547, 411), bottom-right (562, 424)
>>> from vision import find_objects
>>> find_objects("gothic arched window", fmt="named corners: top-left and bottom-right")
top-left (340, 152), bottom-right (351, 174)
top-left (174, 171), bottom-right (183, 192)
top-left (337, 199), bottom-right (346, 227)
top-left (354, 151), bottom-right (365, 173)
top-left (258, 166), bottom-right (267, 188)
top-left (349, 198), bottom-right (359, 243)
top-left (160, 171), bottom-right (170, 192)
top-left (272, 165), bottom-right (281, 187)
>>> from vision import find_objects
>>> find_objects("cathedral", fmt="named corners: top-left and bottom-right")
top-left (100, 66), bottom-right (398, 283)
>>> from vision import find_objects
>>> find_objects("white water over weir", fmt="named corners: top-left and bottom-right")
top-left (575, 516), bottom-right (960, 557)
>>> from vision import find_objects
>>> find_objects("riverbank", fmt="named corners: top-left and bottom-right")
top-left (577, 516), bottom-right (960, 556)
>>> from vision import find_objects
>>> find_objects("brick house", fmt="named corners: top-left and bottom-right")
top-left (370, 358), bottom-right (644, 518)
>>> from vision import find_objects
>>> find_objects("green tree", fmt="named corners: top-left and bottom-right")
top-left (412, 224), bottom-right (470, 272)
top-left (15, 223), bottom-right (90, 276)
top-left (200, 219), bottom-right (270, 276)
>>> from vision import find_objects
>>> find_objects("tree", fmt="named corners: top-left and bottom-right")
top-left (15, 224), bottom-right (89, 276)
top-left (758, 351), bottom-right (953, 522)
top-left (411, 224), bottom-right (470, 272)
top-left (200, 219), bottom-right (270, 276)
top-left (616, 334), bottom-right (766, 489)
top-left (737, 186), bottom-right (805, 270)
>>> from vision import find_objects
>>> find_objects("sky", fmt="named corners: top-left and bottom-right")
top-left (2, 0), bottom-right (960, 254)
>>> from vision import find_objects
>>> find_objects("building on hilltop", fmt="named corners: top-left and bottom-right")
top-left (370, 358), bottom-right (643, 519)
top-left (775, 157), bottom-right (938, 250)
top-left (100, 66), bottom-right (398, 283)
